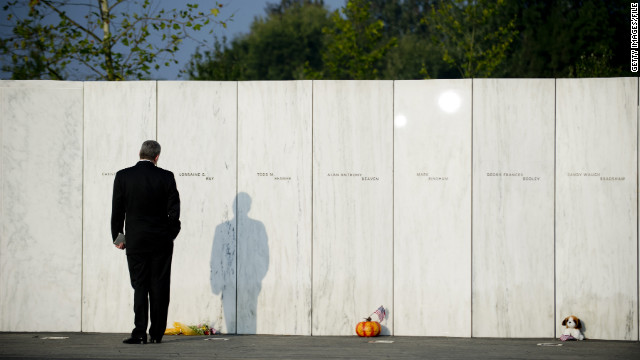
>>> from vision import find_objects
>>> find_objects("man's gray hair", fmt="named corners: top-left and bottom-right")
top-left (139, 140), bottom-right (161, 160)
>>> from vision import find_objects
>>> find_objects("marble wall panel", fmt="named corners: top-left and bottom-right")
top-left (237, 81), bottom-right (312, 335)
top-left (312, 81), bottom-right (394, 336)
top-left (1, 78), bottom-right (638, 339)
top-left (157, 81), bottom-right (238, 334)
top-left (0, 81), bottom-right (83, 331)
top-left (472, 79), bottom-right (555, 338)
top-left (82, 81), bottom-right (156, 333)
top-left (556, 78), bottom-right (638, 340)
top-left (393, 80), bottom-right (472, 337)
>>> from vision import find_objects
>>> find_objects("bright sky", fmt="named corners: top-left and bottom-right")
top-left (0, 0), bottom-right (347, 80)
top-left (220, 0), bottom-right (345, 39)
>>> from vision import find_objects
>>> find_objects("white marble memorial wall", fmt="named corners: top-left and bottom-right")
top-left (1, 78), bottom-right (639, 340)
top-left (82, 81), bottom-right (157, 333)
top-left (0, 81), bottom-right (83, 331)
top-left (237, 81), bottom-right (312, 335)
top-left (312, 81), bottom-right (394, 336)
top-left (393, 80), bottom-right (472, 337)
top-left (556, 77), bottom-right (638, 341)
top-left (472, 79), bottom-right (555, 338)
top-left (157, 82), bottom-right (238, 334)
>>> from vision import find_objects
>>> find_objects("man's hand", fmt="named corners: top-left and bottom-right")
top-left (115, 243), bottom-right (125, 250)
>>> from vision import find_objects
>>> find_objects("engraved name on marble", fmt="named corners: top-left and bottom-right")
top-left (256, 172), bottom-right (291, 181)
top-left (486, 172), bottom-right (524, 176)
top-left (325, 172), bottom-right (380, 181)
top-left (416, 172), bottom-right (450, 181)
top-left (566, 172), bottom-right (626, 181)
top-left (177, 171), bottom-right (215, 180)
top-left (566, 172), bottom-right (600, 176)
top-left (485, 172), bottom-right (541, 181)
top-left (327, 172), bottom-right (363, 177)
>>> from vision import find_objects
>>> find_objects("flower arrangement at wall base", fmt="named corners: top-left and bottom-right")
top-left (165, 322), bottom-right (219, 335)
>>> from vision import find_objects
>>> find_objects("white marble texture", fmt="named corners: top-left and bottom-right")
top-left (472, 79), bottom-right (555, 338)
top-left (556, 78), bottom-right (638, 341)
top-left (0, 81), bottom-right (83, 331)
top-left (312, 81), bottom-right (394, 336)
top-left (1, 78), bottom-right (639, 340)
top-left (393, 80), bottom-right (472, 337)
top-left (237, 81), bottom-right (312, 335)
top-left (157, 81), bottom-right (238, 334)
top-left (82, 81), bottom-right (157, 333)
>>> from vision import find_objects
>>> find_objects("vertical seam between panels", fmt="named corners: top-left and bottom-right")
top-left (392, 80), bottom-right (395, 336)
top-left (470, 78), bottom-right (474, 338)
top-left (310, 80), bottom-right (314, 336)
top-left (236, 82), bottom-right (239, 334)
top-left (81, 82), bottom-right (85, 332)
top-left (554, 78), bottom-right (558, 339)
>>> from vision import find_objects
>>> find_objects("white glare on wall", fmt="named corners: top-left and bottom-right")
top-left (395, 113), bottom-right (408, 128)
top-left (438, 90), bottom-right (462, 114)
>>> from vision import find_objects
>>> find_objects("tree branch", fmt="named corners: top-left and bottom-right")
top-left (46, 63), bottom-right (63, 79)
top-left (108, 0), bottom-right (126, 13)
top-left (69, 53), bottom-right (106, 78)
top-left (111, 15), bottom-right (212, 44)
top-left (40, 0), bottom-right (102, 42)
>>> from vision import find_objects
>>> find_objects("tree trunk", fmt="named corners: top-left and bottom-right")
top-left (99, 0), bottom-right (116, 80)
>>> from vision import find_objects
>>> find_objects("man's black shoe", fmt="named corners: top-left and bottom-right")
top-left (122, 336), bottom-right (147, 344)
top-left (150, 338), bottom-right (162, 344)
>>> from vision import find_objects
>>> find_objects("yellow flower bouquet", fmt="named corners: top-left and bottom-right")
top-left (164, 322), bottom-right (218, 335)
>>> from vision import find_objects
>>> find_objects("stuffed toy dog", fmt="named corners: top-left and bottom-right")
top-left (560, 315), bottom-right (584, 341)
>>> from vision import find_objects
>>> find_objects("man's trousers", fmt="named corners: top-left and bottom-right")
top-left (126, 249), bottom-right (173, 341)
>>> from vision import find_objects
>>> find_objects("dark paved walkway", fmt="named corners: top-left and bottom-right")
top-left (1, 332), bottom-right (638, 359)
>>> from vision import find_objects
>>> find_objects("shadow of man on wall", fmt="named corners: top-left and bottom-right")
top-left (236, 192), bottom-right (269, 334)
top-left (211, 192), bottom-right (269, 334)
top-left (210, 195), bottom-right (237, 333)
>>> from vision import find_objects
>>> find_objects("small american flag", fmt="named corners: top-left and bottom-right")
top-left (374, 306), bottom-right (386, 322)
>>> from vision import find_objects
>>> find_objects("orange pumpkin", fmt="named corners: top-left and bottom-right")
top-left (356, 317), bottom-right (381, 337)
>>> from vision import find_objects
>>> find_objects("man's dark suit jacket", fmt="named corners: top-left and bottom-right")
top-left (111, 161), bottom-right (181, 254)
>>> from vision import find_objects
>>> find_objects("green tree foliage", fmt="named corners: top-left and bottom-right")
top-left (367, 0), bottom-right (457, 79)
top-left (0, 0), bottom-right (227, 80)
top-left (265, 0), bottom-right (325, 15)
top-left (245, 0), bottom-right (329, 79)
top-left (501, 0), bottom-right (627, 78)
top-left (187, 0), bottom-right (329, 80)
top-left (427, 0), bottom-right (518, 78)
top-left (570, 45), bottom-right (621, 78)
top-left (186, 36), bottom-right (248, 80)
top-left (383, 34), bottom-right (438, 79)
top-left (369, 0), bottom-right (432, 37)
top-left (308, 0), bottom-right (397, 79)
top-left (187, 0), bottom-right (630, 80)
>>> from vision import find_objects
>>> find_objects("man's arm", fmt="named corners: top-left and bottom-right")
top-left (111, 172), bottom-right (126, 243)
top-left (167, 172), bottom-right (181, 240)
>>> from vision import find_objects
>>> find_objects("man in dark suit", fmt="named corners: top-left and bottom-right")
top-left (111, 140), bottom-right (181, 344)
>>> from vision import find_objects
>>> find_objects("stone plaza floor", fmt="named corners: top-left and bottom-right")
top-left (1, 333), bottom-right (639, 359)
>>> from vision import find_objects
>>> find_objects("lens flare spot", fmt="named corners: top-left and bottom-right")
top-left (395, 114), bottom-right (407, 128)
top-left (438, 91), bottom-right (462, 113)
